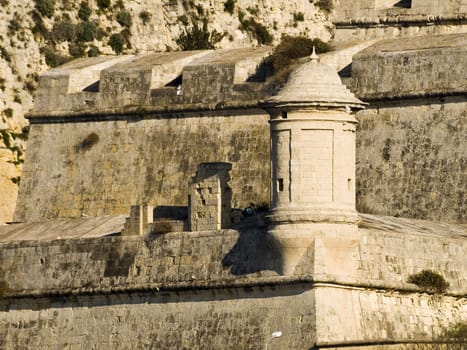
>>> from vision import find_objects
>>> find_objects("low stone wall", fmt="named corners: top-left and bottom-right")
top-left (0, 223), bottom-right (465, 349)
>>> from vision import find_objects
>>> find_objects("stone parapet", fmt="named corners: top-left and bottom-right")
top-left (29, 47), bottom-right (272, 119)
top-left (333, 0), bottom-right (467, 23)
top-left (350, 33), bottom-right (467, 100)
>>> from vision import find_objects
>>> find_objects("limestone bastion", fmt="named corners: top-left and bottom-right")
top-left (0, 1), bottom-right (466, 349)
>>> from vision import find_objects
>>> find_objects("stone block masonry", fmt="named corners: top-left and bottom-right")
top-left (356, 97), bottom-right (466, 223)
top-left (14, 111), bottom-right (270, 222)
top-left (0, 216), bottom-right (465, 349)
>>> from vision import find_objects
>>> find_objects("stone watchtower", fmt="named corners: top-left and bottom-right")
top-left (261, 50), bottom-right (366, 275)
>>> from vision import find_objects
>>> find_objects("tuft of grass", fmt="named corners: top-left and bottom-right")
top-left (41, 47), bottom-right (71, 67)
top-left (8, 19), bottom-right (21, 34)
top-left (293, 11), bottom-right (305, 22)
top-left (116, 10), bottom-right (132, 28)
top-left (51, 20), bottom-right (75, 43)
top-left (316, 0), bottom-right (333, 14)
top-left (35, 0), bottom-right (55, 18)
top-left (139, 10), bottom-right (151, 25)
top-left (108, 33), bottom-right (125, 53)
top-left (224, 0), bottom-right (236, 14)
top-left (76, 21), bottom-right (97, 42)
top-left (69, 42), bottom-right (86, 57)
top-left (87, 45), bottom-right (100, 57)
top-left (258, 35), bottom-right (331, 89)
top-left (443, 323), bottom-right (467, 342)
top-left (31, 11), bottom-right (49, 38)
top-left (11, 176), bottom-right (20, 185)
top-left (408, 270), bottom-right (449, 293)
top-left (176, 20), bottom-right (224, 51)
top-left (4, 108), bottom-right (13, 118)
top-left (97, 0), bottom-right (111, 10)
top-left (0, 279), bottom-right (10, 298)
top-left (0, 46), bottom-right (11, 62)
top-left (78, 2), bottom-right (92, 21)
top-left (238, 11), bottom-right (272, 45)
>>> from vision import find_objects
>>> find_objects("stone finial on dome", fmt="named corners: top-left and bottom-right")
top-left (262, 50), bottom-right (366, 110)
top-left (310, 46), bottom-right (319, 62)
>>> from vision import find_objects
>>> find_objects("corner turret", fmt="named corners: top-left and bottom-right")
top-left (261, 49), bottom-right (366, 275)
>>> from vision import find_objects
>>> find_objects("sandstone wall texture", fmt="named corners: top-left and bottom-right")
top-left (0, 0), bottom-right (332, 223)
top-left (0, 286), bottom-right (317, 350)
top-left (356, 98), bottom-right (466, 223)
top-left (0, 218), bottom-right (465, 349)
top-left (14, 112), bottom-right (270, 222)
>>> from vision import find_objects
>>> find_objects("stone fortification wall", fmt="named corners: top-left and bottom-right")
top-left (0, 286), bottom-right (316, 350)
top-left (351, 35), bottom-right (466, 223)
top-left (332, 0), bottom-right (467, 42)
top-left (14, 112), bottom-right (270, 222)
top-left (1, 217), bottom-right (465, 295)
top-left (15, 48), bottom-right (273, 222)
top-left (0, 218), bottom-right (465, 348)
top-left (356, 98), bottom-right (466, 223)
top-left (351, 34), bottom-right (467, 100)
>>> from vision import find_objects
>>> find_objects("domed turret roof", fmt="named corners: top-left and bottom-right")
top-left (264, 49), bottom-right (365, 109)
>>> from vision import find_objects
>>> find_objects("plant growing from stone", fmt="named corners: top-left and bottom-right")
top-left (139, 11), bottom-right (151, 25)
top-left (176, 20), bottom-right (224, 50)
top-left (34, 0), bottom-right (55, 18)
top-left (407, 270), bottom-right (449, 293)
top-left (78, 2), bottom-right (92, 21)
top-left (116, 11), bottom-right (132, 28)
top-left (315, 0), bottom-right (333, 14)
top-left (224, 0), bottom-right (236, 14)
top-left (108, 33), bottom-right (125, 54)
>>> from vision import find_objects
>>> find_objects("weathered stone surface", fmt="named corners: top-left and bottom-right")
top-left (356, 97), bottom-right (466, 223)
top-left (351, 34), bottom-right (467, 100)
top-left (14, 111), bottom-right (270, 222)
top-left (0, 215), bottom-right (465, 349)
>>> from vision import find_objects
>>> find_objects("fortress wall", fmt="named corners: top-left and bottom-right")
top-left (0, 228), bottom-right (274, 295)
top-left (15, 102), bottom-right (465, 224)
top-left (356, 98), bottom-right (466, 223)
top-left (0, 224), bottom-right (464, 298)
top-left (334, 23), bottom-right (467, 45)
top-left (315, 286), bottom-right (467, 346)
top-left (0, 225), bottom-right (465, 349)
top-left (14, 111), bottom-right (270, 222)
top-left (0, 286), bottom-right (317, 350)
top-left (358, 223), bottom-right (467, 293)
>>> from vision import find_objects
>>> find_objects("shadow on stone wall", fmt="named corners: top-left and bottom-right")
top-left (222, 218), bottom-right (280, 275)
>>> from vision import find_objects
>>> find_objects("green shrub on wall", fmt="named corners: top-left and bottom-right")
top-left (176, 20), bottom-right (223, 50)
top-left (76, 21), bottom-right (97, 42)
top-left (96, 0), bottom-right (111, 10)
top-left (139, 10), bottom-right (151, 25)
top-left (78, 2), bottom-right (92, 21)
top-left (108, 33), bottom-right (125, 54)
top-left (224, 0), bottom-right (236, 14)
top-left (315, 0), bottom-right (333, 14)
top-left (51, 20), bottom-right (75, 42)
top-left (116, 11), bottom-right (132, 28)
top-left (408, 270), bottom-right (449, 293)
top-left (35, 0), bottom-right (55, 18)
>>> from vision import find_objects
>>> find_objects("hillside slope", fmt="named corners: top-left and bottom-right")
top-left (0, 0), bottom-right (332, 223)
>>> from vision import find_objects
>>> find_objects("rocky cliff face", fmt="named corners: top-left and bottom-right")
top-left (0, 0), bottom-right (332, 222)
